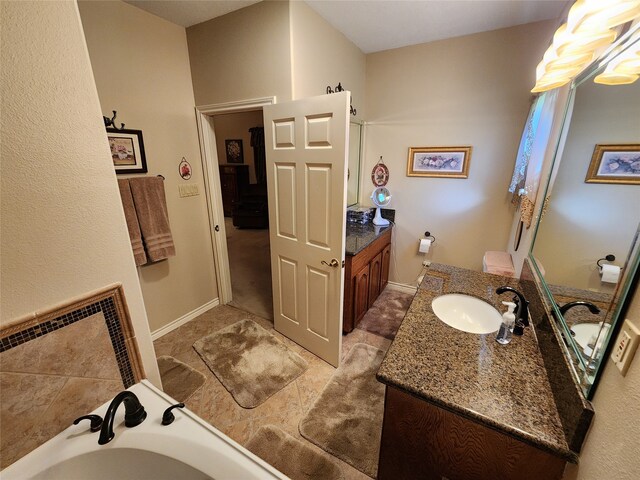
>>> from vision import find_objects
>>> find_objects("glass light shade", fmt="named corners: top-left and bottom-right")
top-left (544, 48), bottom-right (594, 71)
top-left (575, 1), bottom-right (640, 32)
top-left (614, 56), bottom-right (640, 73)
top-left (593, 71), bottom-right (639, 84)
top-left (536, 59), bottom-right (585, 82)
top-left (555, 27), bottom-right (618, 56)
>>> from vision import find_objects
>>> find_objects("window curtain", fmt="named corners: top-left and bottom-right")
top-left (509, 90), bottom-right (559, 228)
top-left (249, 126), bottom-right (266, 185)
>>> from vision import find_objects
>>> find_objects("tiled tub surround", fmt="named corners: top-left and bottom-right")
top-left (377, 263), bottom-right (579, 462)
top-left (0, 284), bottom-right (145, 468)
top-left (520, 260), bottom-right (594, 452)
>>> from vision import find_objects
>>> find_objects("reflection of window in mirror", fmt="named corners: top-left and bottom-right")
top-left (532, 77), bottom-right (640, 321)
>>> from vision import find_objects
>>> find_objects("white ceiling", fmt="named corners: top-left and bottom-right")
top-left (124, 0), bottom-right (569, 53)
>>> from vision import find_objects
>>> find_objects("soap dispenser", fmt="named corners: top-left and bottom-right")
top-left (496, 301), bottom-right (516, 345)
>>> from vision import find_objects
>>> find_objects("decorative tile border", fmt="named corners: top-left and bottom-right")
top-left (0, 284), bottom-right (144, 388)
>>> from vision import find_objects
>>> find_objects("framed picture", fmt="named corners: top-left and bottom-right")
top-left (407, 146), bottom-right (472, 178)
top-left (107, 128), bottom-right (147, 174)
top-left (585, 144), bottom-right (640, 185)
top-left (225, 139), bottom-right (244, 164)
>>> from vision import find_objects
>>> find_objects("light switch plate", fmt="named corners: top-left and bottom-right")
top-left (611, 319), bottom-right (640, 376)
top-left (178, 184), bottom-right (199, 197)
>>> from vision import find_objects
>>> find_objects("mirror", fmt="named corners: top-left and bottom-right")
top-left (348, 120), bottom-right (363, 206)
top-left (530, 31), bottom-right (640, 397)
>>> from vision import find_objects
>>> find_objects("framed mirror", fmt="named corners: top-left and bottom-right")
top-left (530, 28), bottom-right (640, 398)
top-left (347, 119), bottom-right (364, 207)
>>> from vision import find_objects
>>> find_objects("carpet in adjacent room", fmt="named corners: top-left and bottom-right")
top-left (157, 355), bottom-right (206, 402)
top-left (193, 319), bottom-right (307, 408)
top-left (246, 425), bottom-right (343, 480)
top-left (356, 287), bottom-right (414, 340)
top-left (298, 343), bottom-right (385, 479)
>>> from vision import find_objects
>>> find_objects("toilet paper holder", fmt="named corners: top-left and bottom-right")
top-left (597, 254), bottom-right (620, 271)
top-left (423, 231), bottom-right (436, 244)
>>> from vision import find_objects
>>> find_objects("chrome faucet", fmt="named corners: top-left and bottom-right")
top-left (560, 301), bottom-right (601, 316)
top-left (98, 391), bottom-right (147, 445)
top-left (496, 286), bottom-right (529, 335)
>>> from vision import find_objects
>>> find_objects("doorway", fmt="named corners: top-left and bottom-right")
top-left (195, 97), bottom-right (276, 320)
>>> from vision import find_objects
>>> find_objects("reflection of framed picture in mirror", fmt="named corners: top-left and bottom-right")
top-left (107, 128), bottom-right (147, 174)
top-left (585, 144), bottom-right (640, 184)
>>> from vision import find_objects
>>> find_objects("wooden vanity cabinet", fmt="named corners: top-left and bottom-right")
top-left (343, 228), bottom-right (392, 333)
top-left (378, 386), bottom-right (566, 480)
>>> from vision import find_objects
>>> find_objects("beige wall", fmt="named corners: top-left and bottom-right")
top-left (0, 1), bottom-right (159, 384)
top-left (564, 285), bottom-right (640, 480)
top-left (213, 110), bottom-right (264, 184)
top-left (533, 80), bottom-right (640, 292)
top-left (79, 0), bottom-right (218, 333)
top-left (187, 0), bottom-right (292, 107)
top-left (289, 0), bottom-right (366, 112)
top-left (363, 20), bottom-right (556, 285)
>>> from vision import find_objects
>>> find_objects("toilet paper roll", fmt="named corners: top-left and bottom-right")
top-left (600, 264), bottom-right (621, 284)
top-left (419, 238), bottom-right (432, 254)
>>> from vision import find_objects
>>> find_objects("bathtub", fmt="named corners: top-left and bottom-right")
top-left (1, 380), bottom-right (288, 480)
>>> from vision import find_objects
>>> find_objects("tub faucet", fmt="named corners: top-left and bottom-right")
top-left (496, 286), bottom-right (529, 335)
top-left (559, 301), bottom-right (601, 316)
top-left (98, 391), bottom-right (147, 445)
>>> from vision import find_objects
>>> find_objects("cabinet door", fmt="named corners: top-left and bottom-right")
top-left (380, 244), bottom-right (391, 292)
top-left (353, 264), bottom-right (370, 324)
top-left (368, 252), bottom-right (382, 308)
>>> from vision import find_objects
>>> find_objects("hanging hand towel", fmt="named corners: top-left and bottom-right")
top-left (129, 176), bottom-right (176, 262)
top-left (117, 179), bottom-right (147, 266)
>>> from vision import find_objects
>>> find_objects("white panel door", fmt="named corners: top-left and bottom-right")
top-left (264, 92), bottom-right (349, 367)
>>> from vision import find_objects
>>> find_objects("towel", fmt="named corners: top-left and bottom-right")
top-left (129, 176), bottom-right (176, 262)
top-left (117, 179), bottom-right (147, 266)
top-left (483, 251), bottom-right (516, 277)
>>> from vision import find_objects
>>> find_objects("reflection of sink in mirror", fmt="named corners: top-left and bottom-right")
top-left (570, 322), bottom-right (611, 360)
top-left (431, 294), bottom-right (502, 334)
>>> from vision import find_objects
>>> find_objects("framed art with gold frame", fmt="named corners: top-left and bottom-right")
top-left (585, 144), bottom-right (640, 184)
top-left (407, 146), bottom-right (472, 178)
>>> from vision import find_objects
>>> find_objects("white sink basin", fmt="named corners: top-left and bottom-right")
top-left (431, 294), bottom-right (503, 334)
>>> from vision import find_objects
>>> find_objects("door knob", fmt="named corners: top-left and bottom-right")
top-left (321, 258), bottom-right (340, 268)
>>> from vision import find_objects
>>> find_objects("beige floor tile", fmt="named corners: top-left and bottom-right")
top-left (153, 303), bottom-right (395, 480)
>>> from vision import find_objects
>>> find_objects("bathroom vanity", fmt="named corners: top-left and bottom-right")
top-left (377, 263), bottom-right (582, 480)
top-left (343, 223), bottom-right (392, 333)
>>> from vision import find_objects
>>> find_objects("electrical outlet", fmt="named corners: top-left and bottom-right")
top-left (422, 260), bottom-right (431, 267)
top-left (611, 319), bottom-right (640, 375)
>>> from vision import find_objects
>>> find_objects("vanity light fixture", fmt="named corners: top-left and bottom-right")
top-left (531, 0), bottom-right (640, 92)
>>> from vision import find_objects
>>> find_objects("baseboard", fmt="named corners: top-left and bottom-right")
top-left (151, 298), bottom-right (219, 340)
top-left (386, 281), bottom-right (418, 295)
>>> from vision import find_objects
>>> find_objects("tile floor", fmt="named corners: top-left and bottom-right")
top-left (153, 304), bottom-right (392, 480)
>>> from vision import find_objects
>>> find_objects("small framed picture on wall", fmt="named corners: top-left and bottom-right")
top-left (107, 128), bottom-right (147, 174)
top-left (225, 139), bottom-right (244, 164)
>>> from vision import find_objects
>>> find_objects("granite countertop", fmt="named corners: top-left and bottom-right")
top-left (376, 263), bottom-right (575, 462)
top-left (345, 223), bottom-right (392, 256)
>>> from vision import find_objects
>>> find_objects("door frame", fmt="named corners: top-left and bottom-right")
top-left (195, 97), bottom-right (276, 304)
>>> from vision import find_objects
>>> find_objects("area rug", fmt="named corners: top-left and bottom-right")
top-left (298, 343), bottom-right (385, 478)
top-left (193, 319), bottom-right (307, 408)
top-left (246, 425), bottom-right (343, 480)
top-left (356, 287), bottom-right (414, 340)
top-left (157, 355), bottom-right (206, 403)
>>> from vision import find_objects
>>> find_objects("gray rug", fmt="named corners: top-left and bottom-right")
top-left (193, 319), bottom-right (307, 408)
top-left (157, 355), bottom-right (206, 403)
top-left (299, 344), bottom-right (385, 478)
top-left (356, 287), bottom-right (414, 340)
top-left (246, 425), bottom-right (343, 480)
